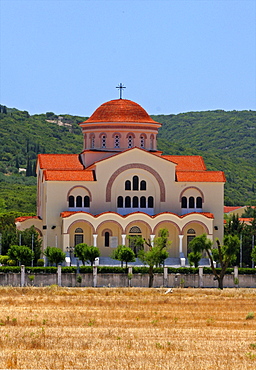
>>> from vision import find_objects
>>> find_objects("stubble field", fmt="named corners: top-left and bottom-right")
top-left (0, 287), bottom-right (256, 369)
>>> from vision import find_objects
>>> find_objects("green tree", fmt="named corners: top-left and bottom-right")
top-left (188, 250), bottom-right (202, 268)
top-left (111, 245), bottom-right (135, 268)
top-left (138, 229), bottom-right (170, 287)
top-left (17, 226), bottom-right (42, 262)
top-left (7, 245), bottom-right (34, 266)
top-left (44, 246), bottom-right (66, 266)
top-left (74, 244), bottom-right (100, 266)
top-left (251, 245), bottom-right (256, 264)
top-left (189, 234), bottom-right (240, 289)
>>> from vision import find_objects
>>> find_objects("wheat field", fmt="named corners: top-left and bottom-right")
top-left (0, 287), bottom-right (256, 369)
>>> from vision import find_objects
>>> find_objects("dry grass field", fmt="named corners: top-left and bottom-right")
top-left (0, 287), bottom-right (256, 369)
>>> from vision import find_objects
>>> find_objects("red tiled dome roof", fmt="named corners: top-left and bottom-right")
top-left (84, 99), bottom-right (159, 124)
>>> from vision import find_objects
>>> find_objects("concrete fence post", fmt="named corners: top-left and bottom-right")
top-left (199, 266), bottom-right (204, 288)
top-left (21, 265), bottom-right (25, 287)
top-left (57, 265), bottom-right (62, 286)
top-left (163, 267), bottom-right (168, 287)
top-left (93, 266), bottom-right (97, 287)
top-left (234, 266), bottom-right (239, 287)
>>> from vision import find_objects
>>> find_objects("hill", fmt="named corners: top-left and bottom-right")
top-left (0, 106), bottom-right (255, 213)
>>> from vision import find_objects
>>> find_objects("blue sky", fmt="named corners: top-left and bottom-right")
top-left (0, 0), bottom-right (255, 116)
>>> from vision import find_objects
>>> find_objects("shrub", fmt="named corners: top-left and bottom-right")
top-left (0, 255), bottom-right (10, 265)
top-left (37, 259), bottom-right (44, 266)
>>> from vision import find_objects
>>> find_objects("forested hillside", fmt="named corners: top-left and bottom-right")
top-left (0, 106), bottom-right (255, 214)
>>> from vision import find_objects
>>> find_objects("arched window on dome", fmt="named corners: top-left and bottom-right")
top-left (140, 135), bottom-right (145, 149)
top-left (90, 134), bottom-right (95, 149)
top-left (114, 134), bottom-right (120, 148)
top-left (127, 135), bottom-right (133, 148)
top-left (150, 134), bottom-right (154, 150)
top-left (101, 135), bottom-right (106, 149)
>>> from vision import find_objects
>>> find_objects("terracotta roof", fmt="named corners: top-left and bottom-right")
top-left (161, 155), bottom-right (206, 171)
top-left (81, 99), bottom-right (160, 124)
top-left (224, 206), bottom-right (243, 213)
top-left (239, 218), bottom-right (253, 223)
top-left (15, 216), bottom-right (39, 223)
top-left (38, 154), bottom-right (83, 170)
top-left (176, 171), bottom-right (226, 182)
top-left (44, 170), bottom-right (94, 181)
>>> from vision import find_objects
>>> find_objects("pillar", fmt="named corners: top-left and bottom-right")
top-left (179, 235), bottom-right (184, 257)
top-left (93, 266), bottom-right (97, 287)
top-left (21, 265), bottom-right (25, 287)
top-left (93, 234), bottom-right (98, 247)
top-left (199, 266), bottom-right (203, 288)
top-left (121, 234), bottom-right (126, 245)
top-left (150, 234), bottom-right (155, 246)
top-left (57, 265), bottom-right (61, 286)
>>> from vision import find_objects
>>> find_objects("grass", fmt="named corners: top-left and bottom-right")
top-left (0, 287), bottom-right (256, 369)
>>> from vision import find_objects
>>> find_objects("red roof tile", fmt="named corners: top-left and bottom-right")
top-left (224, 206), bottom-right (243, 213)
top-left (176, 171), bottom-right (226, 182)
top-left (38, 154), bottom-right (83, 170)
top-left (81, 99), bottom-right (161, 124)
top-left (15, 216), bottom-right (39, 223)
top-left (161, 155), bottom-right (206, 171)
top-left (44, 170), bottom-right (94, 181)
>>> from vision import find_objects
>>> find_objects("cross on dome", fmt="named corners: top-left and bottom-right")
top-left (116, 83), bottom-right (126, 99)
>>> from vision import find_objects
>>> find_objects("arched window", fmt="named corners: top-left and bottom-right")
top-left (117, 196), bottom-right (123, 208)
top-left (68, 195), bottom-right (75, 207)
top-left (129, 226), bottom-right (141, 233)
top-left (189, 196), bottom-right (195, 208)
top-left (90, 135), bottom-right (95, 149)
top-left (127, 135), bottom-right (133, 148)
top-left (76, 196), bottom-right (82, 207)
top-left (133, 176), bottom-right (139, 191)
top-left (140, 135), bottom-right (145, 149)
top-left (148, 196), bottom-right (154, 208)
top-left (196, 196), bottom-right (202, 208)
top-left (101, 135), bottom-right (106, 148)
top-left (140, 180), bottom-right (146, 190)
top-left (187, 228), bottom-right (196, 254)
top-left (125, 196), bottom-right (131, 208)
top-left (140, 196), bottom-right (146, 208)
top-left (114, 134), bottom-right (120, 148)
top-left (133, 196), bottom-right (139, 208)
top-left (150, 135), bottom-right (154, 150)
top-left (74, 228), bottom-right (83, 245)
top-left (84, 196), bottom-right (90, 207)
top-left (181, 196), bottom-right (187, 208)
top-left (104, 232), bottom-right (110, 247)
top-left (125, 180), bottom-right (131, 190)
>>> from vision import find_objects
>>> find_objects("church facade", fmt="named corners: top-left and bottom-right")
top-left (16, 97), bottom-right (225, 263)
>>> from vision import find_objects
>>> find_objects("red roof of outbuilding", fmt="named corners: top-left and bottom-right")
top-left (81, 99), bottom-right (160, 124)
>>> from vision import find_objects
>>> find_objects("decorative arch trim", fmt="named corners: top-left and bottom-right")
top-left (125, 220), bottom-right (152, 234)
top-left (181, 221), bottom-right (209, 235)
top-left (67, 219), bottom-right (96, 234)
top-left (67, 186), bottom-right (92, 201)
top-left (112, 132), bottom-right (121, 138)
top-left (140, 133), bottom-right (147, 138)
top-left (101, 228), bottom-right (113, 236)
top-left (179, 186), bottom-right (204, 202)
top-left (96, 220), bottom-right (124, 234)
top-left (153, 221), bottom-right (181, 234)
top-left (106, 163), bottom-right (166, 202)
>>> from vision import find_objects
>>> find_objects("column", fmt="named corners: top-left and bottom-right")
top-left (121, 234), bottom-right (126, 245)
top-left (93, 234), bottom-right (98, 247)
top-left (179, 235), bottom-right (184, 257)
top-left (150, 234), bottom-right (155, 246)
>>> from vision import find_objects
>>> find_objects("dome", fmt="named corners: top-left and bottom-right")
top-left (84, 99), bottom-right (159, 124)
